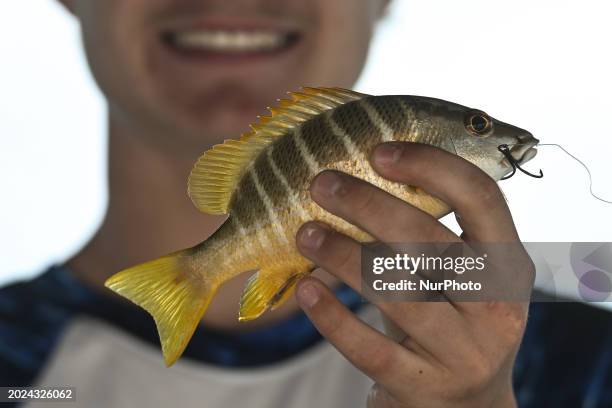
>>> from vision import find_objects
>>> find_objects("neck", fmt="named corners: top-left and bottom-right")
top-left (67, 118), bottom-right (226, 288)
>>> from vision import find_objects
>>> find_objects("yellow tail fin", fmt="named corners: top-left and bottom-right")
top-left (104, 250), bottom-right (218, 366)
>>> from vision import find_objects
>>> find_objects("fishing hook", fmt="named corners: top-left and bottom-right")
top-left (498, 144), bottom-right (544, 180)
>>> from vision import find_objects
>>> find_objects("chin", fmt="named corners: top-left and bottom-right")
top-left (145, 76), bottom-right (303, 150)
top-left (198, 98), bottom-right (271, 134)
top-left (164, 110), bottom-right (256, 149)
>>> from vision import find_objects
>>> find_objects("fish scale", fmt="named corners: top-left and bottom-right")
top-left (105, 87), bottom-right (538, 366)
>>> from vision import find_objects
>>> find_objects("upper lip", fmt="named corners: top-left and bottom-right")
top-left (160, 13), bottom-right (305, 30)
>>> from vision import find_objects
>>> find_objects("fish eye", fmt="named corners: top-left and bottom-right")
top-left (465, 111), bottom-right (493, 136)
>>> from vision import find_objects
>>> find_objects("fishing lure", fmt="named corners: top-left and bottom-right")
top-left (105, 87), bottom-right (539, 365)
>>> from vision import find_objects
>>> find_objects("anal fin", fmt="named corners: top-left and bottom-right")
top-left (238, 269), bottom-right (308, 321)
top-left (269, 273), bottom-right (307, 311)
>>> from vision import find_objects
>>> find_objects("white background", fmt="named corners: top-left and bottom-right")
top-left (1, 1), bottom-right (611, 291)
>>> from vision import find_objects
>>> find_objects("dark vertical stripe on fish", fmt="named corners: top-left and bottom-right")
top-left (330, 100), bottom-right (384, 148)
top-left (253, 147), bottom-right (288, 208)
top-left (366, 96), bottom-right (412, 136)
top-left (300, 115), bottom-right (349, 166)
top-left (231, 169), bottom-right (268, 227)
top-left (270, 130), bottom-right (311, 191)
top-left (249, 160), bottom-right (290, 245)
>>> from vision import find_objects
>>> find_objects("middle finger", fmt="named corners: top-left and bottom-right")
top-left (310, 170), bottom-right (460, 245)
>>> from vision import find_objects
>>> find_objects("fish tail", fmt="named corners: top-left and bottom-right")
top-left (105, 249), bottom-right (219, 366)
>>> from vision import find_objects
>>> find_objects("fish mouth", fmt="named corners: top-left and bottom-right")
top-left (501, 136), bottom-right (539, 166)
top-left (518, 146), bottom-right (538, 164)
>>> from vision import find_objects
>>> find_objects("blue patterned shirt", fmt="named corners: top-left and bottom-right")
top-left (0, 266), bottom-right (611, 407)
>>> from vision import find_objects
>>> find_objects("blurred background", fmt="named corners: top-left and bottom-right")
top-left (1, 0), bottom-right (611, 293)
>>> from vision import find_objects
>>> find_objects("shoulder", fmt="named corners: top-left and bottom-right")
top-left (515, 299), bottom-right (612, 407)
top-left (0, 269), bottom-right (77, 386)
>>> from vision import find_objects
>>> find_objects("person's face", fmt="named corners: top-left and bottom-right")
top-left (60, 0), bottom-right (387, 149)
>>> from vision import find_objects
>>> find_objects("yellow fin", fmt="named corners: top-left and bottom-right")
top-left (238, 270), bottom-right (307, 321)
top-left (248, 87), bottom-right (368, 142)
top-left (105, 250), bottom-right (219, 366)
top-left (269, 273), bottom-right (305, 311)
top-left (188, 139), bottom-right (269, 214)
top-left (187, 87), bottom-right (369, 214)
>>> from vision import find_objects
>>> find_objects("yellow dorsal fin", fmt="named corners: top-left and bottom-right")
top-left (245, 87), bottom-right (368, 141)
top-left (188, 87), bottom-right (368, 214)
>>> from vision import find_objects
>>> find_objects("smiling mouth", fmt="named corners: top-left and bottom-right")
top-left (163, 28), bottom-right (301, 58)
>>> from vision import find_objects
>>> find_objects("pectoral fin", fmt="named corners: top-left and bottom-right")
top-left (238, 269), bottom-right (309, 321)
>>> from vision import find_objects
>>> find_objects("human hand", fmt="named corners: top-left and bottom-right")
top-left (294, 142), bottom-right (535, 408)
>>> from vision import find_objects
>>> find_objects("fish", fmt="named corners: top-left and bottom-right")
top-left (105, 87), bottom-right (539, 366)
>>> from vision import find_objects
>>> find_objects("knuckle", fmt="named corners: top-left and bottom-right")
top-left (456, 355), bottom-right (496, 396)
top-left (366, 347), bottom-right (397, 376)
top-left (313, 297), bottom-right (345, 335)
top-left (351, 184), bottom-right (379, 218)
top-left (501, 304), bottom-right (529, 342)
top-left (487, 301), bottom-right (528, 340)
top-left (419, 220), bottom-right (452, 243)
top-left (398, 153), bottom-right (421, 175)
top-left (475, 178), bottom-right (502, 205)
top-left (327, 237), bottom-right (359, 273)
top-left (319, 312), bottom-right (343, 338)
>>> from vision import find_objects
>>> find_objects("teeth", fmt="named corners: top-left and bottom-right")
top-left (172, 30), bottom-right (287, 52)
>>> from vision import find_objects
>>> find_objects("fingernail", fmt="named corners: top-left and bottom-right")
top-left (297, 282), bottom-right (320, 308)
top-left (312, 171), bottom-right (346, 198)
top-left (374, 143), bottom-right (404, 166)
top-left (299, 224), bottom-right (328, 250)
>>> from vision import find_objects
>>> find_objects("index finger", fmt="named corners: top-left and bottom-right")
top-left (371, 142), bottom-right (519, 242)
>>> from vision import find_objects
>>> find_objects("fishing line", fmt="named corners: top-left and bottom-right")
top-left (536, 143), bottom-right (612, 205)
top-left (500, 142), bottom-right (612, 205)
